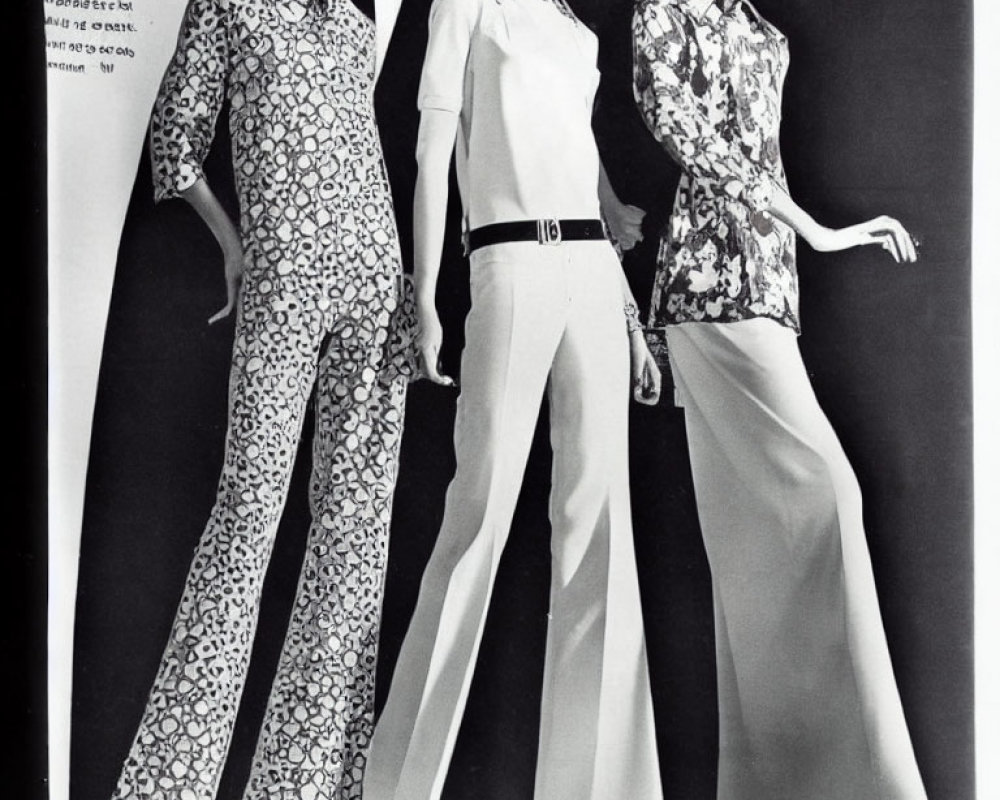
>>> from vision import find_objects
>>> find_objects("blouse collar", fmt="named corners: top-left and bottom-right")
top-left (674, 0), bottom-right (740, 21)
top-left (305, 0), bottom-right (401, 83)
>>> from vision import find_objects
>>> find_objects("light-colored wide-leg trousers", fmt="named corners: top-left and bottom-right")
top-left (667, 318), bottom-right (927, 800)
top-left (112, 270), bottom-right (408, 800)
top-left (363, 241), bottom-right (663, 800)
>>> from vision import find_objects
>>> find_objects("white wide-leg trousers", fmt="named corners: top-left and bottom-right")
top-left (363, 241), bottom-right (663, 800)
top-left (667, 318), bottom-right (926, 800)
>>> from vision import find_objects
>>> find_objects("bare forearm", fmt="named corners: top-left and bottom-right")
top-left (597, 159), bottom-right (617, 212)
top-left (597, 158), bottom-right (643, 329)
top-left (767, 183), bottom-right (917, 261)
top-left (179, 177), bottom-right (241, 257)
top-left (413, 110), bottom-right (460, 307)
top-left (618, 268), bottom-right (644, 338)
top-left (767, 184), bottom-right (826, 244)
top-left (597, 155), bottom-right (646, 253)
top-left (176, 177), bottom-right (245, 322)
top-left (412, 169), bottom-right (449, 307)
top-left (411, 109), bottom-right (461, 385)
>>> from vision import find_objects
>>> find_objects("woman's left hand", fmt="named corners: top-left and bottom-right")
top-left (805, 215), bottom-right (919, 263)
top-left (604, 201), bottom-right (647, 252)
top-left (208, 242), bottom-right (245, 324)
top-left (415, 299), bottom-right (456, 387)
top-left (630, 332), bottom-right (661, 406)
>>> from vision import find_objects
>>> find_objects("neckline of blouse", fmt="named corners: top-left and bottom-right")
top-left (674, 0), bottom-right (737, 19)
top-left (673, 0), bottom-right (774, 33)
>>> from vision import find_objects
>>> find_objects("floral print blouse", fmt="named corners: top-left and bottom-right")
top-left (633, 0), bottom-right (800, 332)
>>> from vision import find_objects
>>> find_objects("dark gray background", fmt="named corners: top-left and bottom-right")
top-left (70, 1), bottom-right (974, 798)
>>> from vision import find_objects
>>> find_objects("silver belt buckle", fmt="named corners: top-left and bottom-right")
top-left (537, 218), bottom-right (562, 246)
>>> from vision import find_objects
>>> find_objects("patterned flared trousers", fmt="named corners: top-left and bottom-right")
top-left (112, 263), bottom-right (411, 800)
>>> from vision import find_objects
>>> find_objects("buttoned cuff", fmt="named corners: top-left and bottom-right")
top-left (152, 161), bottom-right (204, 204)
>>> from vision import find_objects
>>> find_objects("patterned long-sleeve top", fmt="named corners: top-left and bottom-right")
top-left (148, 0), bottom-right (418, 376)
top-left (148, 0), bottom-right (404, 288)
top-left (633, 0), bottom-right (799, 332)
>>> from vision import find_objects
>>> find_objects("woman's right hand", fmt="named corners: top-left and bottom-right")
top-left (208, 244), bottom-right (244, 324)
top-left (630, 331), bottom-right (662, 406)
top-left (804, 215), bottom-right (919, 263)
top-left (416, 300), bottom-right (456, 386)
top-left (177, 178), bottom-right (245, 325)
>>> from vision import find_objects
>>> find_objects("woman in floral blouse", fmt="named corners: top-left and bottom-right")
top-left (632, 0), bottom-right (926, 798)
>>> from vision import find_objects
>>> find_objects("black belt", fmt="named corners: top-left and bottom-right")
top-left (466, 218), bottom-right (606, 255)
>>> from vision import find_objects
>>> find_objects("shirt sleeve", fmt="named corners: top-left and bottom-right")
top-left (416, 0), bottom-right (479, 113)
top-left (631, 1), bottom-right (773, 212)
top-left (149, 0), bottom-right (229, 203)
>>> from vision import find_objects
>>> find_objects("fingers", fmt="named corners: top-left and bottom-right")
top-left (622, 203), bottom-right (647, 226)
top-left (875, 232), bottom-right (902, 263)
top-left (414, 309), bottom-right (455, 386)
top-left (426, 367), bottom-right (456, 387)
top-left (633, 358), bottom-right (662, 405)
top-left (612, 204), bottom-right (646, 252)
top-left (646, 359), bottom-right (662, 404)
top-left (867, 216), bottom-right (918, 263)
top-left (209, 273), bottom-right (242, 325)
top-left (617, 225), bottom-right (644, 252)
top-left (649, 359), bottom-right (662, 395)
top-left (634, 384), bottom-right (660, 405)
top-left (618, 232), bottom-right (640, 251)
top-left (899, 227), bottom-right (918, 262)
top-left (208, 298), bottom-right (234, 325)
top-left (880, 217), bottom-right (916, 263)
top-left (418, 345), bottom-right (456, 387)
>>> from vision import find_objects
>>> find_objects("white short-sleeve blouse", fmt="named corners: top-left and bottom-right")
top-left (418, 0), bottom-right (606, 230)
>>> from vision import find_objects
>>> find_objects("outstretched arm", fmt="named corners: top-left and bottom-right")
top-left (769, 187), bottom-right (917, 263)
top-left (632, 2), bottom-right (916, 263)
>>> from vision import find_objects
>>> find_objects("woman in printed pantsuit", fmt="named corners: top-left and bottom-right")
top-left (109, 0), bottom-right (413, 798)
top-left (632, 0), bottom-right (926, 798)
top-left (362, 1), bottom-right (665, 798)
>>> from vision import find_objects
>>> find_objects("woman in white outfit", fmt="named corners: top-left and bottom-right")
top-left (362, 0), bottom-right (666, 798)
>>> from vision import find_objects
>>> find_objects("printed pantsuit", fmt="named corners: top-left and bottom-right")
top-left (667, 319), bottom-right (926, 800)
top-left (363, 241), bottom-right (663, 800)
top-left (112, 0), bottom-right (414, 798)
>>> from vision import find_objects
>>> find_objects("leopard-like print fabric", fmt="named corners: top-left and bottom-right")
top-left (112, 1), bottom-right (416, 799)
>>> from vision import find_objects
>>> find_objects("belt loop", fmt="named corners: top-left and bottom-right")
top-left (537, 218), bottom-right (562, 246)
